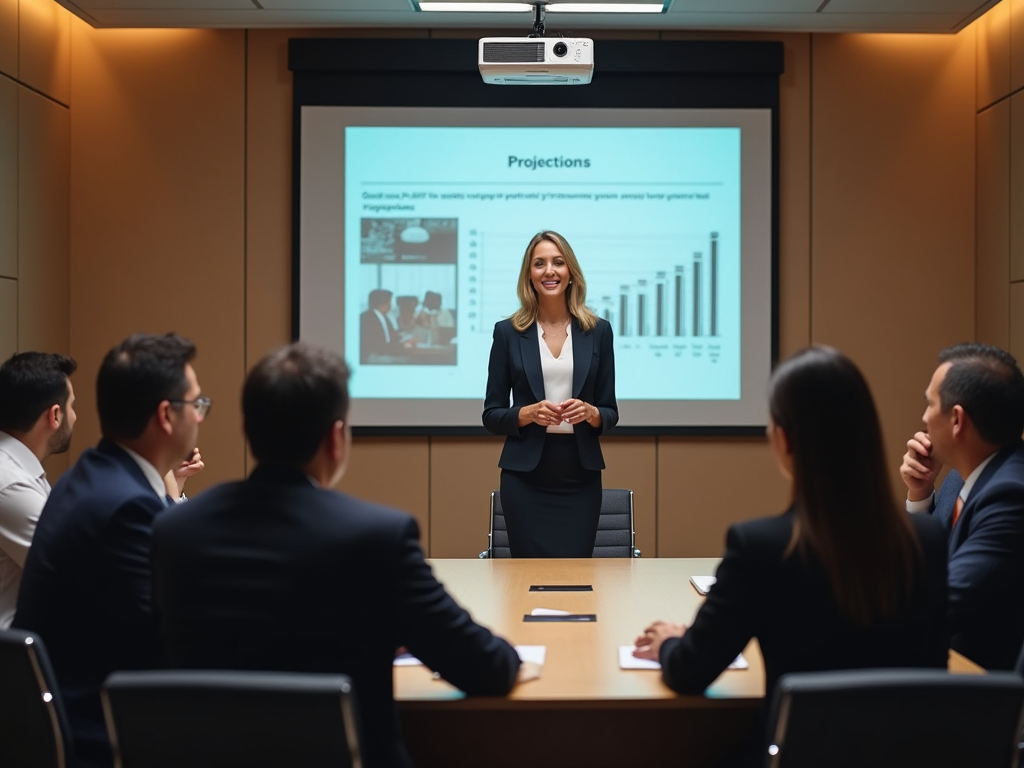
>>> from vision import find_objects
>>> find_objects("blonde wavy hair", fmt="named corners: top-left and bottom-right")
top-left (510, 231), bottom-right (599, 332)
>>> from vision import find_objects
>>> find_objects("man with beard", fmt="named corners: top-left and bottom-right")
top-left (0, 352), bottom-right (78, 629)
top-left (14, 333), bottom-right (208, 768)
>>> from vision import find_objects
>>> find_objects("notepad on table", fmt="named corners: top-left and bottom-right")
top-left (618, 645), bottom-right (747, 670)
top-left (689, 575), bottom-right (717, 595)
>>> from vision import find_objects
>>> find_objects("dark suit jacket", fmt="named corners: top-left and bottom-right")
top-left (359, 308), bottom-right (404, 363)
top-left (930, 440), bottom-right (1024, 670)
top-left (482, 317), bottom-right (617, 472)
top-left (151, 464), bottom-right (521, 768)
top-left (659, 510), bottom-right (949, 704)
top-left (13, 439), bottom-right (169, 768)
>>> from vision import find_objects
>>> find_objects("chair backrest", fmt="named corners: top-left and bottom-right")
top-left (766, 668), bottom-right (1024, 768)
top-left (0, 628), bottom-right (72, 768)
top-left (481, 489), bottom-right (636, 558)
top-left (102, 670), bottom-right (362, 768)
top-left (487, 491), bottom-right (511, 559)
top-left (593, 488), bottom-right (636, 557)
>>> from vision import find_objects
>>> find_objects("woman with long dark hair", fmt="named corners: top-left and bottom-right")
top-left (482, 231), bottom-right (617, 557)
top-left (633, 346), bottom-right (948, 761)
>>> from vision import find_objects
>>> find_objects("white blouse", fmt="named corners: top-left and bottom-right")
top-left (537, 322), bottom-right (574, 434)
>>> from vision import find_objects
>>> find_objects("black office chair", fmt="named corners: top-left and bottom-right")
top-left (479, 488), bottom-right (640, 558)
top-left (1014, 638), bottom-right (1024, 767)
top-left (766, 668), bottom-right (1024, 768)
top-left (0, 628), bottom-right (73, 768)
top-left (102, 670), bottom-right (362, 768)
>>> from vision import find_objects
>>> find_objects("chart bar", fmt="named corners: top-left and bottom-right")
top-left (692, 253), bottom-right (702, 337)
top-left (674, 267), bottom-right (683, 336)
top-left (655, 281), bottom-right (665, 336)
top-left (710, 232), bottom-right (718, 337)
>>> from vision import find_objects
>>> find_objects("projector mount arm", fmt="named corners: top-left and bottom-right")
top-left (529, 2), bottom-right (547, 37)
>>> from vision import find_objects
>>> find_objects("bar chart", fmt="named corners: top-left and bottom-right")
top-left (594, 233), bottom-right (720, 340)
top-left (471, 231), bottom-right (728, 343)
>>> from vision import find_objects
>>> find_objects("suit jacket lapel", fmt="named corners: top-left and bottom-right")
top-left (572, 319), bottom-right (593, 398)
top-left (520, 323), bottom-right (546, 403)
top-left (950, 441), bottom-right (1020, 552)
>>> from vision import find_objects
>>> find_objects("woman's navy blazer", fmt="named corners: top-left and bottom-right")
top-left (482, 316), bottom-right (618, 472)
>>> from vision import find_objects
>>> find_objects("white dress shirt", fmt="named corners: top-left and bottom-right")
top-left (906, 451), bottom-right (999, 514)
top-left (374, 309), bottom-right (392, 343)
top-left (538, 322), bottom-right (574, 434)
top-left (0, 431), bottom-right (50, 629)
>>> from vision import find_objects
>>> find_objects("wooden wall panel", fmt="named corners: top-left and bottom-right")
top-left (18, 87), bottom-right (68, 355)
top-left (1011, 93), bottom-right (1024, 282)
top-left (0, 0), bottom-right (16, 80)
top-left (245, 29), bottom-right (294, 373)
top-left (1011, 0), bottom-right (1024, 93)
top-left (429, 437), bottom-right (503, 558)
top-left (811, 33), bottom-right (976, 492)
top-left (1010, 282), bottom-right (1024, 366)
top-left (338, 437), bottom-right (431, 550)
top-left (978, 0), bottom-right (1011, 110)
top-left (657, 439), bottom-right (788, 558)
top-left (19, 87), bottom-right (69, 477)
top-left (0, 278), bottom-right (16, 363)
top-left (601, 437), bottom-right (657, 558)
top-left (0, 77), bottom-right (16, 279)
top-left (68, 23), bottom-right (246, 493)
top-left (977, 99), bottom-right (1011, 348)
top-left (18, 0), bottom-right (70, 106)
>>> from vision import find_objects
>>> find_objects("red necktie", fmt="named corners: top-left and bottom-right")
top-left (952, 497), bottom-right (964, 528)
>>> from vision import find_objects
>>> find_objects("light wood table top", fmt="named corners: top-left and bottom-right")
top-left (396, 558), bottom-right (763, 707)
top-left (395, 558), bottom-right (982, 707)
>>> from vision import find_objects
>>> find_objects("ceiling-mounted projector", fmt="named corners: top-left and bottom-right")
top-left (478, 37), bottom-right (594, 85)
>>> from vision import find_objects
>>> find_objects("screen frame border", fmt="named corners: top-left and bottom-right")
top-left (289, 38), bottom-right (783, 436)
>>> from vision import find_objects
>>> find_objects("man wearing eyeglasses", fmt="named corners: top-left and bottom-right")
top-left (14, 333), bottom-right (209, 768)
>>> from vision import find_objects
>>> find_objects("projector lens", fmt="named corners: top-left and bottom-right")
top-left (553, 42), bottom-right (568, 57)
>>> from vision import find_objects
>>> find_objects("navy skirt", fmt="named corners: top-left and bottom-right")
top-left (499, 434), bottom-right (601, 558)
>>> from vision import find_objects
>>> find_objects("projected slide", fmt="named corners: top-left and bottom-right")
top-left (345, 126), bottom-right (740, 402)
top-left (299, 107), bottom-right (772, 429)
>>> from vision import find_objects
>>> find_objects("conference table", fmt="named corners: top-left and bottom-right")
top-left (394, 558), bottom-right (980, 768)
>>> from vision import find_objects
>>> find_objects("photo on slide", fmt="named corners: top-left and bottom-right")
top-left (359, 218), bottom-right (458, 366)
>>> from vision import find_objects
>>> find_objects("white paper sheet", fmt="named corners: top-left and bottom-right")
top-left (394, 645), bottom-right (548, 666)
top-left (530, 607), bottom-right (572, 616)
top-left (689, 575), bottom-right (717, 595)
top-left (618, 646), bottom-right (747, 670)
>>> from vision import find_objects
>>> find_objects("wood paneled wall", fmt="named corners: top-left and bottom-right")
top-left (6, 15), bottom-right (979, 556)
top-left (1, 0), bottom-right (71, 478)
top-left (975, 0), bottom-right (1024, 370)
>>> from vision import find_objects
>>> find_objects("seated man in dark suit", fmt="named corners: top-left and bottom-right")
top-left (900, 342), bottom-right (1024, 669)
top-left (14, 333), bottom-right (209, 768)
top-left (359, 288), bottom-right (413, 363)
top-left (151, 342), bottom-right (522, 768)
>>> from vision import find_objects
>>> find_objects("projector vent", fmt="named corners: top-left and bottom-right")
top-left (482, 42), bottom-right (544, 63)
top-left (501, 75), bottom-right (573, 84)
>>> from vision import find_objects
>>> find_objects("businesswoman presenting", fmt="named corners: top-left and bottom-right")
top-left (483, 231), bottom-right (618, 558)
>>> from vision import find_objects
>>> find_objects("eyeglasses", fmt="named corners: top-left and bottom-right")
top-left (169, 396), bottom-right (212, 418)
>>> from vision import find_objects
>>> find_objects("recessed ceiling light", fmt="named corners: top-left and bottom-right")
top-left (416, 2), bottom-right (532, 10)
top-left (414, 1), bottom-right (668, 11)
top-left (548, 3), bottom-right (664, 11)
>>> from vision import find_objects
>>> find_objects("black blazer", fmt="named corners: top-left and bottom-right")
top-left (359, 308), bottom-right (404, 363)
top-left (482, 317), bottom-right (618, 472)
top-left (658, 510), bottom-right (950, 703)
top-left (931, 440), bottom-right (1024, 670)
top-left (14, 439), bottom-right (171, 768)
top-left (151, 464), bottom-right (521, 768)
